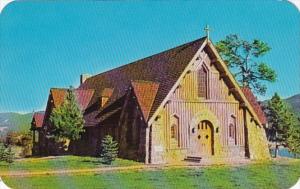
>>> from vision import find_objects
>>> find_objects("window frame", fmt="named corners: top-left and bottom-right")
top-left (228, 115), bottom-right (237, 145)
top-left (170, 114), bottom-right (180, 148)
top-left (197, 64), bottom-right (209, 99)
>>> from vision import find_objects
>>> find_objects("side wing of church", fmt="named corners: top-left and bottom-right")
top-left (32, 36), bottom-right (270, 164)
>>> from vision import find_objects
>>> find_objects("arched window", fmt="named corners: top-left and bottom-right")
top-left (171, 124), bottom-right (177, 139)
top-left (228, 115), bottom-right (237, 145)
top-left (229, 124), bottom-right (235, 138)
top-left (198, 65), bottom-right (208, 98)
top-left (170, 115), bottom-right (180, 148)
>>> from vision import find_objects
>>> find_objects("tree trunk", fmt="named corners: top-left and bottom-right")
top-left (275, 143), bottom-right (279, 158)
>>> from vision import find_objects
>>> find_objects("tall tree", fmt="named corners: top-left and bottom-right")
top-left (265, 93), bottom-right (300, 157)
top-left (287, 125), bottom-right (300, 156)
top-left (216, 34), bottom-right (276, 95)
top-left (50, 87), bottom-right (84, 149)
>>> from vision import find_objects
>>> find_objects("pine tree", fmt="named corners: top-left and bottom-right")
top-left (287, 126), bottom-right (300, 156)
top-left (50, 86), bottom-right (85, 147)
top-left (266, 93), bottom-right (300, 157)
top-left (4, 146), bottom-right (14, 163)
top-left (0, 143), bottom-right (5, 161)
top-left (100, 135), bottom-right (118, 165)
top-left (216, 34), bottom-right (276, 95)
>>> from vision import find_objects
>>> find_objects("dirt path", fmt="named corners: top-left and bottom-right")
top-left (1, 158), bottom-right (297, 178)
top-left (0, 159), bottom-right (257, 178)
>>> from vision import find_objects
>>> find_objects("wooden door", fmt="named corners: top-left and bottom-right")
top-left (197, 120), bottom-right (213, 156)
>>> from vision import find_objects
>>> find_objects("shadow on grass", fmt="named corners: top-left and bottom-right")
top-left (81, 159), bottom-right (112, 166)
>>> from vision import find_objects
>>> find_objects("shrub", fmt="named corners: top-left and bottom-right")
top-left (0, 143), bottom-right (15, 163)
top-left (0, 143), bottom-right (5, 161)
top-left (4, 146), bottom-right (15, 163)
top-left (100, 135), bottom-right (118, 165)
top-left (20, 133), bottom-right (32, 157)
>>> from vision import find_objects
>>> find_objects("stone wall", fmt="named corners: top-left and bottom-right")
top-left (246, 111), bottom-right (270, 160)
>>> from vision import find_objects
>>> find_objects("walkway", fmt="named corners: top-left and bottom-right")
top-left (0, 158), bottom-right (257, 178)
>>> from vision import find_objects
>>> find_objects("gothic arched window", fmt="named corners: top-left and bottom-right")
top-left (170, 115), bottom-right (180, 148)
top-left (198, 65), bottom-right (208, 98)
top-left (229, 115), bottom-right (237, 145)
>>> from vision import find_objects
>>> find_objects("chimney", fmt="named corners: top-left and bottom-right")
top-left (80, 74), bottom-right (91, 84)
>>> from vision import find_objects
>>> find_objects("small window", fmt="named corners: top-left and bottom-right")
top-left (229, 115), bottom-right (237, 145)
top-left (198, 65), bottom-right (208, 98)
top-left (170, 115), bottom-right (180, 147)
top-left (229, 124), bottom-right (234, 138)
top-left (171, 124), bottom-right (177, 139)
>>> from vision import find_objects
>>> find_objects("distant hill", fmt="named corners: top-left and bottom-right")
top-left (0, 112), bottom-right (33, 133)
top-left (285, 94), bottom-right (300, 117)
top-left (263, 93), bottom-right (300, 117)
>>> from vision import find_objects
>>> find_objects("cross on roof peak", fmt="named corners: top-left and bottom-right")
top-left (204, 25), bottom-right (212, 40)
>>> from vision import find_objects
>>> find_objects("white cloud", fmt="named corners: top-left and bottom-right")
top-left (0, 0), bottom-right (14, 14)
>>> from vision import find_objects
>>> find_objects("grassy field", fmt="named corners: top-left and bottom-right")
top-left (1, 156), bottom-right (300, 189)
top-left (0, 156), bottom-right (140, 172)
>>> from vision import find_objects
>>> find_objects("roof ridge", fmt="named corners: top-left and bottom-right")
top-left (131, 80), bottom-right (160, 84)
top-left (50, 88), bottom-right (67, 91)
top-left (85, 37), bottom-right (206, 82)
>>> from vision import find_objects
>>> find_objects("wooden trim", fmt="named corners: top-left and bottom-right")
top-left (169, 99), bottom-right (239, 104)
top-left (206, 41), bottom-right (263, 126)
top-left (148, 38), bottom-right (208, 125)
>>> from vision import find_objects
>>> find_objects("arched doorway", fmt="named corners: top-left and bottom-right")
top-left (192, 120), bottom-right (214, 156)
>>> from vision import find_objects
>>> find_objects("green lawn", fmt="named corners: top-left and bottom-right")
top-left (1, 157), bottom-right (300, 189)
top-left (0, 156), bottom-right (141, 172)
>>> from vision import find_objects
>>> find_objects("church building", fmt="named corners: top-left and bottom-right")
top-left (32, 36), bottom-right (270, 164)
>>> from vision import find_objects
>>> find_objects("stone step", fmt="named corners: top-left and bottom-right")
top-left (184, 156), bottom-right (202, 163)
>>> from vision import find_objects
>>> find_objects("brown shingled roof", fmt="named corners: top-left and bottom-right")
top-left (50, 88), bottom-right (94, 111)
top-left (32, 112), bottom-right (45, 128)
top-left (51, 88), bottom-right (66, 108)
top-left (79, 37), bottom-right (206, 123)
top-left (131, 80), bottom-right (160, 120)
top-left (101, 88), bottom-right (114, 97)
top-left (241, 87), bottom-right (267, 125)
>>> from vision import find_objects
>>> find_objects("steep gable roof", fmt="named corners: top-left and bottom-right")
top-left (203, 41), bottom-right (267, 126)
top-left (79, 37), bottom-right (207, 123)
top-left (241, 87), bottom-right (267, 125)
top-left (31, 112), bottom-right (45, 128)
top-left (131, 80), bottom-right (160, 120)
top-left (50, 88), bottom-right (94, 111)
top-left (50, 88), bottom-right (66, 108)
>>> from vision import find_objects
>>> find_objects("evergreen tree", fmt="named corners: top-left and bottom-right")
top-left (100, 135), bottom-right (118, 165)
top-left (0, 143), bottom-right (5, 161)
top-left (4, 146), bottom-right (14, 163)
top-left (266, 93), bottom-right (300, 156)
top-left (50, 87), bottom-right (85, 144)
top-left (287, 125), bottom-right (300, 156)
top-left (216, 34), bottom-right (276, 95)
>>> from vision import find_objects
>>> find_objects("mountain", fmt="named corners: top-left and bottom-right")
top-left (285, 94), bottom-right (300, 117)
top-left (263, 93), bottom-right (300, 117)
top-left (0, 112), bottom-right (33, 133)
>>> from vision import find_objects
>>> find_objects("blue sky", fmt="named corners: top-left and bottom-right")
top-left (0, 0), bottom-right (299, 113)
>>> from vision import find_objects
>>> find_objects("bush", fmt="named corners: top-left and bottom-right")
top-left (0, 143), bottom-right (5, 161)
top-left (4, 146), bottom-right (15, 163)
top-left (100, 135), bottom-right (118, 165)
top-left (20, 133), bottom-right (32, 157)
top-left (0, 143), bottom-right (15, 163)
